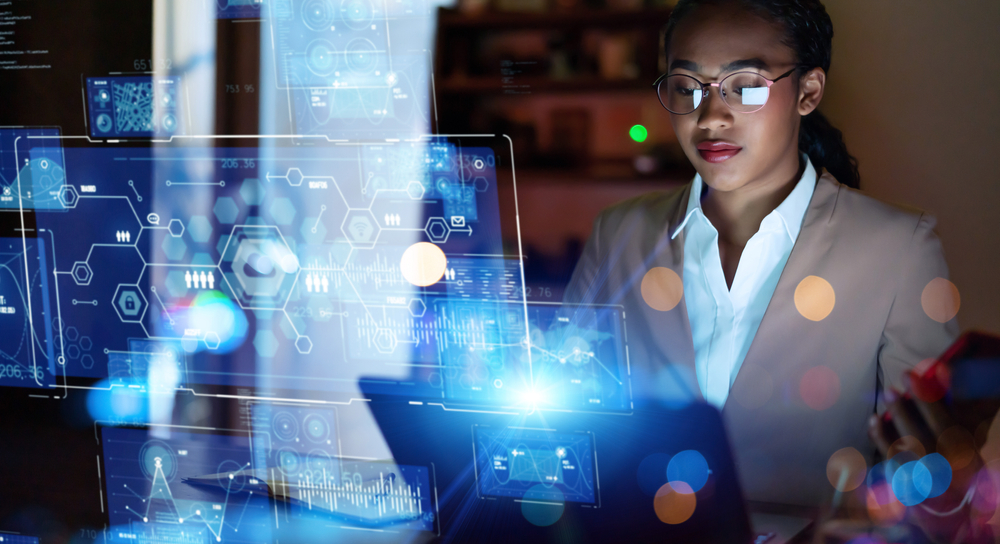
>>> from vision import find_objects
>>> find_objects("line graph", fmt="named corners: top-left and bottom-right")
top-left (274, 462), bottom-right (435, 530)
top-left (120, 457), bottom-right (256, 541)
top-left (102, 427), bottom-right (273, 544)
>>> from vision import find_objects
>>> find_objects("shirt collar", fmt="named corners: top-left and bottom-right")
top-left (670, 152), bottom-right (818, 243)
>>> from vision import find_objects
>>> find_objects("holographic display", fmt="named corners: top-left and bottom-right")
top-left (100, 426), bottom-right (273, 544)
top-left (0, 127), bottom-right (66, 211)
top-left (216, 0), bottom-right (264, 19)
top-left (248, 402), bottom-right (437, 531)
top-left (4, 132), bottom-right (632, 412)
top-left (0, 237), bottom-right (58, 389)
top-left (473, 426), bottom-right (598, 504)
top-left (86, 77), bottom-right (184, 138)
top-left (437, 301), bottom-right (631, 411)
top-left (266, 0), bottom-right (434, 137)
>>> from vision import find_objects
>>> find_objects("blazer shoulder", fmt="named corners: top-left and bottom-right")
top-left (593, 184), bottom-right (688, 234)
top-left (820, 173), bottom-right (933, 237)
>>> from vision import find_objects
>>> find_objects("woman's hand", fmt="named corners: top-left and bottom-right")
top-left (867, 363), bottom-right (1000, 544)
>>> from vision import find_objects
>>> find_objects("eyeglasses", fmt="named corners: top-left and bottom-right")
top-left (653, 67), bottom-right (800, 115)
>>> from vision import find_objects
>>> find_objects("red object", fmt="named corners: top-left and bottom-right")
top-left (909, 331), bottom-right (1000, 403)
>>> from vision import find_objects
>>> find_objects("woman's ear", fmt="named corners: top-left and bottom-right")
top-left (797, 67), bottom-right (826, 116)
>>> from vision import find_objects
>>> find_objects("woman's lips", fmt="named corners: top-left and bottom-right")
top-left (697, 147), bottom-right (741, 163)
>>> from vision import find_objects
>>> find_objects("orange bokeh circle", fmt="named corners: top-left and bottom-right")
top-left (641, 267), bottom-right (683, 312)
top-left (921, 277), bottom-right (960, 323)
top-left (794, 275), bottom-right (835, 321)
top-left (653, 481), bottom-right (696, 524)
top-left (826, 447), bottom-right (867, 492)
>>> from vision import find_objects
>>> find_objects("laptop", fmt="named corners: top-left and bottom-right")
top-left (362, 390), bottom-right (759, 543)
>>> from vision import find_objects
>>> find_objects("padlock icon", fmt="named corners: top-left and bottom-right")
top-left (125, 296), bottom-right (136, 311)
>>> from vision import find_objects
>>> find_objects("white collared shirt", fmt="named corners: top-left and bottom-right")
top-left (673, 153), bottom-right (817, 408)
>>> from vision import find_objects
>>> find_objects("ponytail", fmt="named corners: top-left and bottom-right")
top-left (799, 109), bottom-right (860, 188)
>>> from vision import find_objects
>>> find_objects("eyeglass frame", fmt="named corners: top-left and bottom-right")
top-left (652, 65), bottom-right (806, 115)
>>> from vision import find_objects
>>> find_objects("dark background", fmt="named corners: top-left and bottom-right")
top-left (1, 1), bottom-right (998, 542)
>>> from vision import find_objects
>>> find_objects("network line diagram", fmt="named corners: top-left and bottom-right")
top-left (2, 127), bottom-right (632, 420)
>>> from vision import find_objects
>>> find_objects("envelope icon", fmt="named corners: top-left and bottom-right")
top-left (451, 216), bottom-right (466, 228)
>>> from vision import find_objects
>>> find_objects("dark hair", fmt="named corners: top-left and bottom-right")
top-left (662, 0), bottom-right (861, 189)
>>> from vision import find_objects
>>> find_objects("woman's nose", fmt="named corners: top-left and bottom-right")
top-left (697, 86), bottom-right (733, 130)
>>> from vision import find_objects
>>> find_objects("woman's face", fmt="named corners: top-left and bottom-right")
top-left (666, 3), bottom-right (824, 193)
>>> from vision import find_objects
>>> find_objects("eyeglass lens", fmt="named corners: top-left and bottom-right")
top-left (659, 73), bottom-right (771, 114)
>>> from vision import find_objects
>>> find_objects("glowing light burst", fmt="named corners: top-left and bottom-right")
top-left (173, 290), bottom-right (249, 354)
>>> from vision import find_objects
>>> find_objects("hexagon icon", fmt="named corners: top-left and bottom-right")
top-left (341, 209), bottom-right (381, 249)
top-left (219, 225), bottom-right (299, 310)
top-left (269, 197), bottom-right (297, 226)
top-left (240, 178), bottom-right (265, 206)
top-left (373, 329), bottom-right (397, 354)
top-left (408, 298), bottom-right (427, 318)
top-left (71, 261), bottom-right (93, 285)
top-left (161, 235), bottom-right (188, 261)
top-left (406, 181), bottom-right (426, 200)
top-left (474, 177), bottom-right (489, 192)
top-left (213, 196), bottom-right (240, 224)
top-left (424, 217), bottom-right (451, 243)
top-left (285, 168), bottom-right (304, 187)
top-left (253, 329), bottom-right (279, 357)
top-left (204, 332), bottom-right (221, 350)
top-left (58, 185), bottom-right (80, 208)
top-left (113, 284), bottom-right (147, 322)
top-left (187, 215), bottom-right (213, 243)
top-left (168, 218), bottom-right (185, 237)
top-left (295, 335), bottom-right (313, 354)
top-left (300, 216), bottom-right (328, 244)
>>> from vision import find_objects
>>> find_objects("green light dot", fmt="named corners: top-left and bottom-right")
top-left (629, 124), bottom-right (648, 143)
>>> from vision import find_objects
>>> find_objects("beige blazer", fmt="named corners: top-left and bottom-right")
top-left (563, 171), bottom-right (959, 507)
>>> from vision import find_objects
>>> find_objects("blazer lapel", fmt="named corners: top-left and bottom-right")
top-left (644, 182), bottom-right (701, 401)
top-left (724, 173), bottom-right (840, 410)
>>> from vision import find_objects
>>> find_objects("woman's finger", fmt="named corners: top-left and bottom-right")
top-left (886, 390), bottom-right (936, 455)
top-left (911, 395), bottom-right (956, 441)
top-left (868, 413), bottom-right (892, 457)
top-left (907, 369), bottom-right (957, 438)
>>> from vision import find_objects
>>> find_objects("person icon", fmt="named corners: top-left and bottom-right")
top-left (185, 270), bottom-right (192, 288)
top-left (207, 271), bottom-right (214, 290)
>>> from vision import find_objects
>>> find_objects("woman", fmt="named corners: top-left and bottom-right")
top-left (563, 0), bottom-right (959, 510)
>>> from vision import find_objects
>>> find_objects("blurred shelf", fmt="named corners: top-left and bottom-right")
top-left (512, 162), bottom-right (694, 184)
top-left (438, 8), bottom-right (673, 30)
top-left (437, 75), bottom-right (652, 95)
